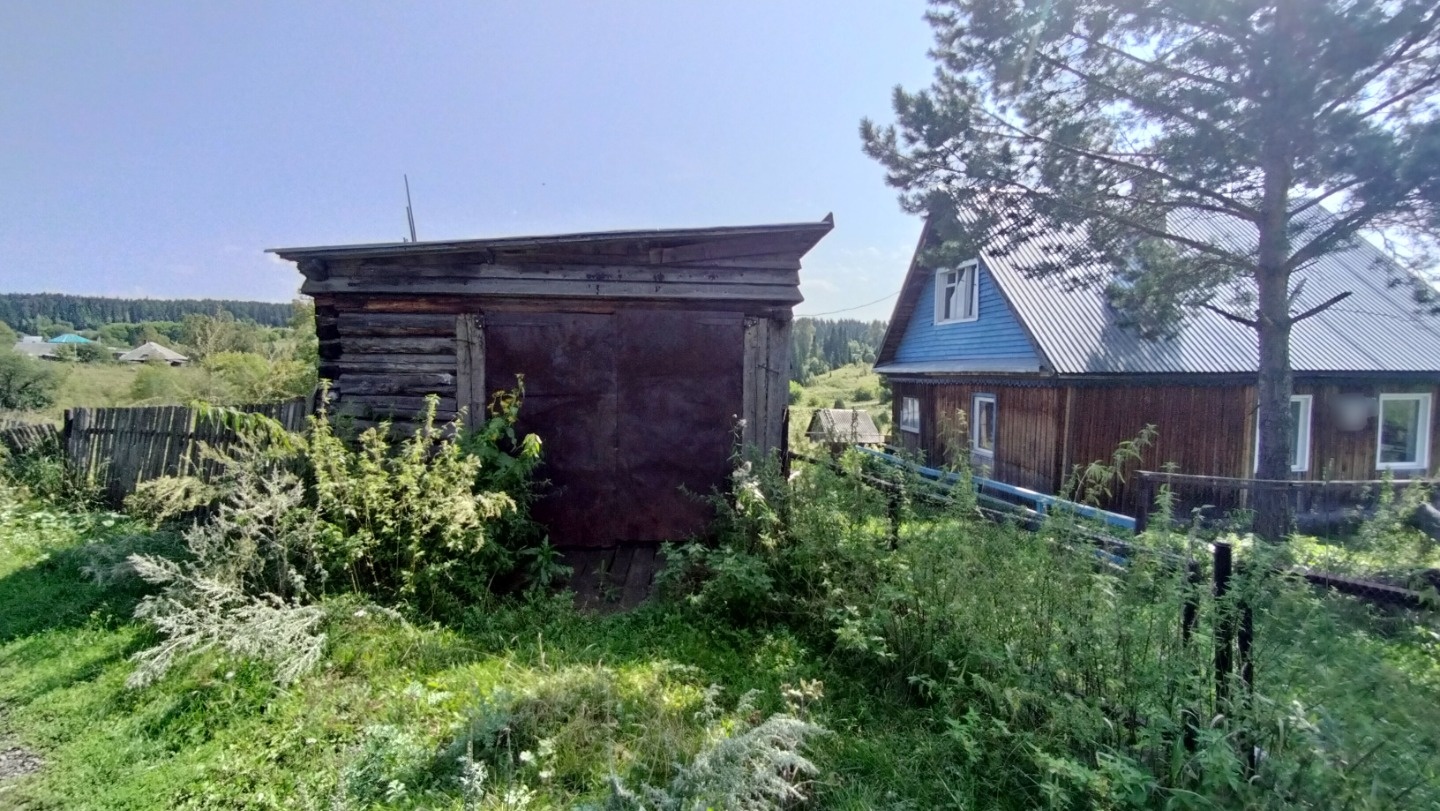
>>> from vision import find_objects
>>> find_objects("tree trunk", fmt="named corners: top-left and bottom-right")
top-left (1253, 280), bottom-right (1294, 541)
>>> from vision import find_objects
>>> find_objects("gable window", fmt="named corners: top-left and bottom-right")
top-left (899, 396), bottom-right (920, 434)
top-left (971, 394), bottom-right (996, 457)
top-left (1377, 393), bottom-right (1432, 471)
top-left (935, 261), bottom-right (979, 324)
top-left (1254, 395), bottom-right (1313, 474)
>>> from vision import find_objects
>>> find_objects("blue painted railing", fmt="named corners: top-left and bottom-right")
top-left (855, 447), bottom-right (1137, 533)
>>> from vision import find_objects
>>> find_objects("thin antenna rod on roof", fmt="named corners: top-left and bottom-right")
top-left (404, 174), bottom-right (418, 243)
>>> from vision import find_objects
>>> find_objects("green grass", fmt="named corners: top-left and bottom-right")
top-left (0, 491), bottom-right (936, 809)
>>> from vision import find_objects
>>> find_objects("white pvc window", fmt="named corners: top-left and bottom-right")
top-left (1377, 392), bottom-right (1432, 471)
top-left (899, 396), bottom-right (920, 434)
top-left (1254, 394), bottom-right (1313, 474)
top-left (971, 394), bottom-right (996, 457)
top-left (935, 261), bottom-right (979, 324)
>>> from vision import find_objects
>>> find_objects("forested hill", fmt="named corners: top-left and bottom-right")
top-left (791, 317), bottom-right (887, 383)
top-left (0, 293), bottom-right (294, 331)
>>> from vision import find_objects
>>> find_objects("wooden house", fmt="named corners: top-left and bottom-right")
top-left (270, 218), bottom-right (832, 547)
top-left (875, 213), bottom-right (1440, 515)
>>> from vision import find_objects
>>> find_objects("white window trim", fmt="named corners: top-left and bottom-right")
top-left (899, 396), bottom-right (920, 434)
top-left (971, 393), bottom-right (996, 458)
top-left (1377, 392), bottom-right (1432, 471)
top-left (934, 260), bottom-right (980, 325)
top-left (1253, 394), bottom-right (1312, 474)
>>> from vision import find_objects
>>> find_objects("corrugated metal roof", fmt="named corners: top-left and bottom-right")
top-left (980, 209), bottom-right (1440, 375)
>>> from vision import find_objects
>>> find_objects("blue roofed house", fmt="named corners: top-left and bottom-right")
top-left (874, 211), bottom-right (1440, 515)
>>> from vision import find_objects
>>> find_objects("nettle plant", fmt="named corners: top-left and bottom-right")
top-left (122, 384), bottom-right (542, 687)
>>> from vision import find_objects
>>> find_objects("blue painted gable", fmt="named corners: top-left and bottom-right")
top-left (892, 262), bottom-right (1039, 364)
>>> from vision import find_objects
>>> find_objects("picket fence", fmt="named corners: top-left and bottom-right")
top-left (64, 400), bottom-right (310, 502)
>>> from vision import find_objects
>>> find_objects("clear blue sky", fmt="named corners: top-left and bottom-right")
top-left (0, 1), bottom-right (935, 321)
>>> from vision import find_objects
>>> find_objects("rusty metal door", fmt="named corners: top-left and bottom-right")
top-left (484, 311), bottom-right (619, 547)
top-left (614, 310), bottom-right (744, 541)
top-left (484, 308), bottom-right (743, 547)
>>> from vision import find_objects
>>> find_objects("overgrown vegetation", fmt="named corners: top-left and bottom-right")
top-left (1, 414), bottom-right (1437, 807)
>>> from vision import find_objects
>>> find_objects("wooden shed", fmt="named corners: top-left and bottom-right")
top-left (270, 218), bottom-right (832, 548)
top-left (805, 408), bottom-right (885, 449)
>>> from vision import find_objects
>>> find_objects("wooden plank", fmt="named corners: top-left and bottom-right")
top-left (336, 374), bottom-right (457, 396)
top-left (741, 317), bottom-right (763, 450)
top-left (331, 355), bottom-right (457, 373)
top-left (763, 317), bottom-right (791, 454)
top-left (620, 545), bottom-right (658, 608)
top-left (323, 336), bottom-right (455, 355)
top-left (303, 276), bottom-right (804, 303)
top-left (455, 314), bottom-right (486, 431)
top-left (329, 261), bottom-right (800, 286)
top-left (335, 312), bottom-right (458, 332)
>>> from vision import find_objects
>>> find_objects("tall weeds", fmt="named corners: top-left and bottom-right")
top-left (122, 387), bottom-right (542, 687)
top-left (663, 444), bottom-right (1440, 809)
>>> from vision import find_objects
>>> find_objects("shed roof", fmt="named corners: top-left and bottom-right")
top-left (879, 209), bottom-right (1440, 376)
top-left (805, 409), bottom-right (885, 444)
top-left (272, 217), bottom-right (834, 308)
top-left (270, 218), bottom-right (834, 262)
top-left (118, 342), bottom-right (188, 363)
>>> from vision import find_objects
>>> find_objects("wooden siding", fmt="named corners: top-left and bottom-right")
top-left (890, 381), bottom-right (1060, 493)
top-left (1297, 381), bottom-right (1440, 480)
top-left (892, 263), bottom-right (1038, 364)
top-left (1063, 384), bottom-right (1252, 514)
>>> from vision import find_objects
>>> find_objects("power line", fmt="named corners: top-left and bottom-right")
top-left (795, 289), bottom-right (901, 318)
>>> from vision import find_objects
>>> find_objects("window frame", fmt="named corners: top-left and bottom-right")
top-left (971, 393), bottom-right (997, 458)
top-left (1376, 392), bottom-right (1433, 471)
top-left (1253, 394), bottom-right (1313, 474)
top-left (934, 260), bottom-right (980, 325)
top-left (899, 396), bottom-right (921, 434)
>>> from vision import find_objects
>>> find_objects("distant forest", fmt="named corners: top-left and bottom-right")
top-left (0, 293), bottom-right (294, 332)
top-left (791, 317), bottom-right (887, 383)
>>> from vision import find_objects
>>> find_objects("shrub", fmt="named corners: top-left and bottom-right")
top-left (832, 398), bottom-right (844, 409)
top-left (122, 388), bottom-right (542, 687)
top-left (0, 349), bottom-right (62, 410)
top-left (851, 386), bottom-right (874, 402)
top-left (788, 380), bottom-right (803, 406)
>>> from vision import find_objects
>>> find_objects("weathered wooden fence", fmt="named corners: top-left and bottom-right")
top-left (64, 400), bottom-right (310, 502)
top-left (0, 420), bottom-right (61, 456)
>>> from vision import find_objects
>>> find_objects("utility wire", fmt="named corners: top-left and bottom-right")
top-left (795, 289), bottom-right (901, 318)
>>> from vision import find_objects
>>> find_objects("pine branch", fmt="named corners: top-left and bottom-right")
top-left (1290, 291), bottom-right (1353, 324)
top-left (1200, 303), bottom-right (1258, 328)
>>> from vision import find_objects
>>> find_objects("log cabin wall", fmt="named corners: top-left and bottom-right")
top-left (1295, 380), bottom-right (1440, 480)
top-left (889, 379), bottom-right (1062, 493)
top-left (282, 220), bottom-right (831, 548)
top-left (1061, 382), bottom-right (1253, 514)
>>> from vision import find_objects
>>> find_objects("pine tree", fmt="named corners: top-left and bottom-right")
top-left (863, 0), bottom-right (1440, 539)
